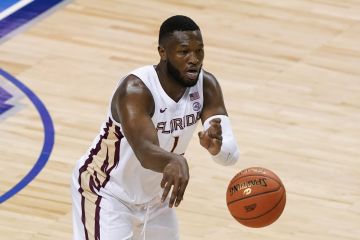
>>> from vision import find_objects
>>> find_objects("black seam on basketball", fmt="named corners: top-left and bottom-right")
top-left (227, 186), bottom-right (282, 206)
top-left (232, 189), bottom-right (285, 221)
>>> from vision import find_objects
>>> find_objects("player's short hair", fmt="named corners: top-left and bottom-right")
top-left (158, 15), bottom-right (200, 45)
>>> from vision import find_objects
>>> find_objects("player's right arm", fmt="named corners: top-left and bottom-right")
top-left (111, 74), bottom-right (189, 207)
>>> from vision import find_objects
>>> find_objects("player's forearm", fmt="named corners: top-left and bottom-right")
top-left (133, 142), bottom-right (175, 172)
top-left (121, 119), bottom-right (174, 172)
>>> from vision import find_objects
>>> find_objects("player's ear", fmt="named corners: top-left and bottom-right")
top-left (158, 45), bottom-right (167, 61)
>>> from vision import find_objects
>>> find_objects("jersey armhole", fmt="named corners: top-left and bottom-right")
top-left (108, 73), bottom-right (155, 126)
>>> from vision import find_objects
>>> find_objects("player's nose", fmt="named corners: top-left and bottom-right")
top-left (188, 51), bottom-right (200, 65)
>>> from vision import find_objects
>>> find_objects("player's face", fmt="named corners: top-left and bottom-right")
top-left (165, 30), bottom-right (204, 87)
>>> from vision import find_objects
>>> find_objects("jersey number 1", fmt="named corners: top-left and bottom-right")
top-left (170, 137), bottom-right (185, 155)
top-left (170, 136), bottom-right (179, 153)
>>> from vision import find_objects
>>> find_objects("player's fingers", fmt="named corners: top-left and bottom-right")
top-left (198, 131), bottom-right (211, 149)
top-left (209, 121), bottom-right (222, 136)
top-left (207, 138), bottom-right (222, 155)
top-left (212, 138), bottom-right (222, 146)
top-left (210, 118), bottom-right (221, 124)
top-left (216, 125), bottom-right (222, 137)
top-left (161, 179), bottom-right (173, 203)
top-left (160, 175), bottom-right (168, 188)
top-left (198, 131), bottom-right (205, 139)
top-left (208, 127), bottom-right (222, 140)
top-left (175, 178), bottom-right (189, 207)
top-left (210, 122), bottom-right (221, 130)
top-left (212, 132), bottom-right (223, 141)
top-left (169, 179), bottom-right (180, 208)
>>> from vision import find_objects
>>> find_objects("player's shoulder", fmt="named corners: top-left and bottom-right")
top-left (202, 69), bottom-right (217, 82)
top-left (202, 69), bottom-right (221, 90)
top-left (117, 74), bottom-right (151, 98)
top-left (111, 73), bottom-right (154, 120)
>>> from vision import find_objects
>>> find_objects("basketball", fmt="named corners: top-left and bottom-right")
top-left (226, 167), bottom-right (286, 228)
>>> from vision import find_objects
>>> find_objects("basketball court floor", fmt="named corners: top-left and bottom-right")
top-left (0, 0), bottom-right (359, 239)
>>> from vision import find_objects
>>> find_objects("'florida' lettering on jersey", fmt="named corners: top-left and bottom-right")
top-left (156, 111), bottom-right (201, 134)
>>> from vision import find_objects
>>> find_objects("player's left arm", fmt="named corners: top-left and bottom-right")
top-left (198, 70), bottom-right (240, 165)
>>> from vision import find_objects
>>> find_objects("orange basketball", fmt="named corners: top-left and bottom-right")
top-left (226, 167), bottom-right (286, 228)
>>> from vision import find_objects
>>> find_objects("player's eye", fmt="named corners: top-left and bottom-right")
top-left (179, 50), bottom-right (189, 55)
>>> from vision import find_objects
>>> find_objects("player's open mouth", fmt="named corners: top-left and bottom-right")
top-left (185, 69), bottom-right (199, 80)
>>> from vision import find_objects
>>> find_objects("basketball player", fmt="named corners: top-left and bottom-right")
top-left (71, 15), bottom-right (240, 240)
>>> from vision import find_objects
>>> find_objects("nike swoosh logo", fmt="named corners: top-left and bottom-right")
top-left (160, 108), bottom-right (167, 113)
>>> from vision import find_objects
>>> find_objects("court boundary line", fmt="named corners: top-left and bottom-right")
top-left (0, 0), bottom-right (72, 44)
top-left (0, 69), bottom-right (55, 203)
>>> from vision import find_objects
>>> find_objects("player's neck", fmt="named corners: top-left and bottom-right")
top-left (155, 63), bottom-right (187, 102)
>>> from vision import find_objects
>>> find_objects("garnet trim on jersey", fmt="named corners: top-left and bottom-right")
top-left (77, 118), bottom-right (124, 240)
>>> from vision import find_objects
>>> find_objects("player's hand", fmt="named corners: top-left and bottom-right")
top-left (198, 118), bottom-right (222, 155)
top-left (161, 155), bottom-right (189, 208)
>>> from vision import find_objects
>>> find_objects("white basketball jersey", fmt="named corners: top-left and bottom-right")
top-left (75, 65), bottom-right (204, 204)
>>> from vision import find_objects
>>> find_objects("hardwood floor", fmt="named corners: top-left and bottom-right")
top-left (0, 0), bottom-right (359, 239)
